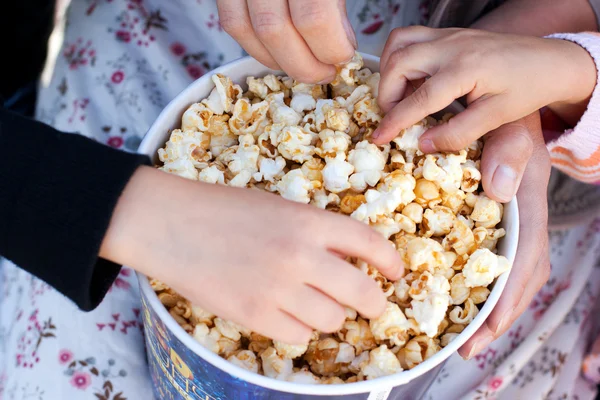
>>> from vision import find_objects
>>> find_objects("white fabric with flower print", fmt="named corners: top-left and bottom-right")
top-left (1, 1), bottom-right (600, 400)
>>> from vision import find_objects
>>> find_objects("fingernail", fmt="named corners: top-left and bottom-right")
top-left (492, 165), bottom-right (518, 202)
top-left (465, 335), bottom-right (494, 360)
top-left (419, 139), bottom-right (436, 153)
top-left (493, 311), bottom-right (512, 335)
top-left (342, 15), bottom-right (358, 49)
top-left (372, 129), bottom-right (381, 139)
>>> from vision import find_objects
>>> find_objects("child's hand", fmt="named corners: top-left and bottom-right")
top-left (371, 26), bottom-right (596, 152)
top-left (101, 166), bottom-right (403, 344)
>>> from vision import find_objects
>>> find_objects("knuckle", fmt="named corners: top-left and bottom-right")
top-left (292, 4), bottom-right (329, 33)
top-left (410, 85), bottom-right (431, 109)
top-left (437, 120), bottom-right (469, 151)
top-left (253, 11), bottom-right (286, 42)
top-left (387, 47), bottom-right (410, 69)
top-left (219, 12), bottom-right (250, 38)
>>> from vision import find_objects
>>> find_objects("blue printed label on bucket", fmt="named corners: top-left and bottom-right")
top-left (141, 288), bottom-right (432, 399)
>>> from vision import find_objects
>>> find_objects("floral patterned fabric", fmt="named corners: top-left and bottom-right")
top-left (1, 1), bottom-right (599, 399)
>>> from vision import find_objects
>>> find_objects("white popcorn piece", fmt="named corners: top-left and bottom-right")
top-left (160, 158), bottom-right (199, 180)
top-left (229, 98), bottom-right (269, 136)
top-left (369, 302), bottom-right (411, 346)
top-left (463, 248), bottom-right (511, 288)
top-left (468, 194), bottom-right (503, 228)
top-left (422, 151), bottom-right (466, 194)
top-left (312, 189), bottom-right (340, 209)
top-left (325, 107), bottom-right (351, 132)
top-left (406, 237), bottom-right (448, 273)
top-left (190, 305), bottom-right (215, 325)
top-left (291, 92), bottom-right (317, 114)
top-left (274, 341), bottom-right (308, 359)
top-left (461, 160), bottom-right (482, 193)
top-left (347, 141), bottom-right (388, 192)
top-left (228, 350), bottom-right (259, 373)
top-left (276, 169), bottom-right (318, 204)
top-left (247, 76), bottom-right (269, 99)
top-left (408, 272), bottom-right (451, 301)
top-left (379, 171), bottom-right (417, 207)
top-left (205, 74), bottom-right (243, 115)
top-left (443, 216), bottom-right (476, 256)
top-left (397, 336), bottom-right (440, 369)
top-left (393, 278), bottom-right (411, 306)
top-left (336, 52), bottom-right (363, 86)
top-left (353, 95), bottom-right (382, 128)
top-left (214, 318), bottom-right (250, 341)
top-left (392, 121), bottom-right (429, 158)
top-left (336, 343), bottom-right (356, 364)
top-left (158, 129), bottom-right (211, 168)
top-left (351, 188), bottom-right (405, 223)
top-left (340, 85), bottom-right (372, 114)
top-left (338, 318), bottom-right (377, 355)
top-left (315, 99), bottom-right (335, 131)
top-left (254, 156), bottom-right (286, 183)
top-left (402, 202), bottom-right (424, 224)
top-left (287, 369), bottom-right (321, 384)
top-left (268, 92), bottom-right (302, 126)
top-left (277, 126), bottom-right (316, 163)
top-left (193, 323), bottom-right (220, 354)
top-left (449, 298), bottom-right (479, 324)
top-left (182, 103), bottom-right (213, 132)
top-left (317, 129), bottom-right (351, 159)
top-left (361, 345), bottom-right (402, 380)
top-left (208, 115), bottom-right (238, 157)
top-left (409, 293), bottom-right (451, 338)
top-left (261, 347), bottom-right (294, 380)
top-left (422, 206), bottom-right (456, 237)
top-left (199, 165), bottom-right (226, 185)
top-left (450, 273), bottom-right (471, 305)
top-left (322, 156), bottom-right (354, 194)
top-left (300, 157), bottom-right (325, 182)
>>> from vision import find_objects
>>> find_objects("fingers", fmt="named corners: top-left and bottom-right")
top-left (306, 254), bottom-right (387, 320)
top-left (380, 26), bottom-right (452, 73)
top-left (325, 215), bottom-right (405, 281)
top-left (479, 118), bottom-right (535, 202)
top-left (417, 95), bottom-right (510, 152)
top-left (279, 285), bottom-right (346, 333)
top-left (373, 70), bottom-right (474, 144)
top-left (289, 0), bottom-right (356, 65)
top-left (247, 0), bottom-right (336, 83)
top-left (218, 0), bottom-right (280, 69)
top-left (254, 309), bottom-right (314, 344)
top-left (458, 129), bottom-right (551, 359)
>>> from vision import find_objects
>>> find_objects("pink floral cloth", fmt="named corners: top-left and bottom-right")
top-left (1, 1), bottom-right (600, 400)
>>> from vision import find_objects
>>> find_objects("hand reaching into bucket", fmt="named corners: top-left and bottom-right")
top-left (99, 166), bottom-right (404, 345)
top-left (217, 0), bottom-right (357, 84)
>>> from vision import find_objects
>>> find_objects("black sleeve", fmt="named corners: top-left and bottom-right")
top-left (0, 108), bottom-right (152, 310)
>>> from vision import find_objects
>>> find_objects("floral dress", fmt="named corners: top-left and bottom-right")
top-left (0, 1), bottom-right (599, 399)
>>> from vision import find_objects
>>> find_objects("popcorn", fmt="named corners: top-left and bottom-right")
top-left (199, 165), bottom-right (225, 185)
top-left (408, 293), bottom-right (451, 338)
top-left (155, 52), bottom-right (510, 383)
top-left (182, 103), bottom-right (214, 132)
top-left (276, 169), bottom-right (318, 204)
top-left (338, 318), bottom-right (377, 355)
top-left (229, 98), bottom-right (269, 136)
top-left (406, 238), bottom-right (448, 273)
top-left (268, 92), bottom-right (302, 126)
top-left (449, 298), bottom-right (479, 324)
top-left (322, 156), bottom-right (354, 193)
top-left (369, 302), bottom-right (411, 346)
top-left (261, 347), bottom-right (294, 380)
top-left (351, 188), bottom-right (405, 223)
top-left (347, 141), bottom-right (388, 192)
top-left (463, 248), bottom-right (511, 288)
top-left (397, 336), bottom-right (440, 369)
top-left (361, 345), bottom-right (402, 380)
top-left (422, 206), bottom-right (456, 237)
top-left (467, 194), bottom-right (503, 229)
top-left (228, 350), bottom-right (259, 373)
top-left (274, 341), bottom-right (308, 359)
top-left (276, 126), bottom-right (315, 163)
top-left (316, 129), bottom-right (351, 159)
top-left (287, 368), bottom-right (321, 384)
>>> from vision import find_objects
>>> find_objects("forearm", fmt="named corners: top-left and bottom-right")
top-left (471, 0), bottom-right (597, 36)
top-left (0, 108), bottom-right (151, 310)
